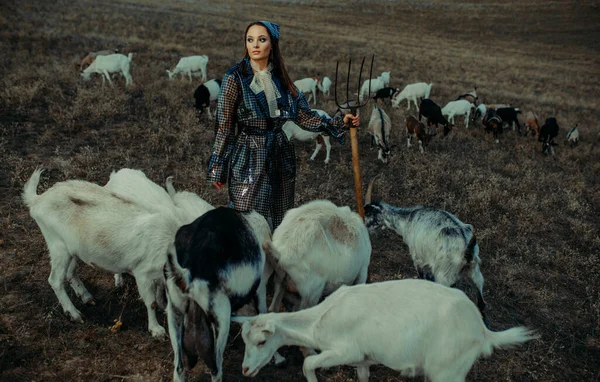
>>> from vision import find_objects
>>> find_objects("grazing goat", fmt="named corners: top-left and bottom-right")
top-left (406, 115), bottom-right (436, 153)
top-left (237, 279), bottom-right (537, 382)
top-left (442, 99), bottom-right (475, 129)
top-left (265, 200), bottom-right (371, 315)
top-left (539, 117), bottom-right (559, 155)
top-left (23, 169), bottom-right (179, 337)
top-left (359, 72), bottom-right (391, 101)
top-left (419, 98), bottom-right (452, 136)
top-left (525, 111), bottom-right (541, 136)
top-left (80, 53), bottom-right (133, 87)
top-left (282, 109), bottom-right (333, 163)
top-left (363, 181), bottom-right (487, 322)
top-left (294, 77), bottom-right (320, 104)
top-left (474, 103), bottom-right (511, 122)
top-left (368, 104), bottom-right (392, 163)
top-left (496, 107), bottom-right (522, 133)
top-left (79, 49), bottom-right (118, 71)
top-left (392, 82), bottom-right (433, 111)
top-left (164, 207), bottom-right (270, 382)
top-left (167, 55), bottom-right (209, 82)
top-left (193, 79), bottom-right (222, 119)
top-left (317, 76), bottom-right (331, 96)
top-left (483, 108), bottom-right (503, 144)
top-left (566, 125), bottom-right (579, 146)
top-left (104, 168), bottom-right (188, 289)
top-left (373, 87), bottom-right (400, 104)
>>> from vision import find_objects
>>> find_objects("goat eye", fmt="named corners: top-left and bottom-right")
top-left (258, 340), bottom-right (266, 346)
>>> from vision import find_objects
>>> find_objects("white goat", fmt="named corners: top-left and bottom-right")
top-left (442, 100), bottom-right (475, 129)
top-left (364, 181), bottom-right (487, 323)
top-left (265, 199), bottom-right (371, 314)
top-left (391, 82), bottom-right (433, 111)
top-left (23, 169), bottom-right (178, 337)
top-left (282, 109), bottom-right (333, 163)
top-left (317, 76), bottom-right (331, 96)
top-left (368, 104), bottom-right (392, 163)
top-left (80, 53), bottom-right (133, 87)
top-left (104, 168), bottom-right (184, 288)
top-left (237, 279), bottom-right (537, 382)
top-left (167, 55), bottom-right (209, 82)
top-left (79, 49), bottom-right (118, 71)
top-left (566, 125), bottom-right (579, 146)
top-left (359, 71), bottom-right (391, 101)
top-left (294, 77), bottom-right (320, 104)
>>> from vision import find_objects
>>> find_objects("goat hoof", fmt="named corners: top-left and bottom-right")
top-left (149, 325), bottom-right (166, 338)
top-left (68, 310), bottom-right (84, 323)
top-left (84, 297), bottom-right (96, 306)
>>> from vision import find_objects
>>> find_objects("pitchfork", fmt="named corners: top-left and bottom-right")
top-left (334, 55), bottom-right (374, 220)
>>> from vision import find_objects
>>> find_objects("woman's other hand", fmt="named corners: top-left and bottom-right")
top-left (344, 113), bottom-right (360, 127)
top-left (213, 182), bottom-right (225, 190)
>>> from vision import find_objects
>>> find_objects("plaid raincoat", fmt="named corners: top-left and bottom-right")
top-left (207, 57), bottom-right (347, 228)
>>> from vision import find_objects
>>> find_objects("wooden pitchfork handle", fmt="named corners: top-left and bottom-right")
top-left (348, 107), bottom-right (364, 221)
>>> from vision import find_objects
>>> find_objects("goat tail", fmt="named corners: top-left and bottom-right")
top-left (165, 176), bottom-right (176, 197)
top-left (482, 326), bottom-right (538, 356)
top-left (22, 168), bottom-right (44, 207)
top-left (127, 53), bottom-right (133, 62)
top-left (262, 239), bottom-right (282, 262)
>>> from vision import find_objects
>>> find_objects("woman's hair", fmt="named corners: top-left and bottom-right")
top-left (244, 21), bottom-right (297, 97)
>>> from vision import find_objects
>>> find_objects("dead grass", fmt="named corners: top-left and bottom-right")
top-left (1, 0), bottom-right (599, 381)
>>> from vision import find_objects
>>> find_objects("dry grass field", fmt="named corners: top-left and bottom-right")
top-left (1, 0), bottom-right (599, 381)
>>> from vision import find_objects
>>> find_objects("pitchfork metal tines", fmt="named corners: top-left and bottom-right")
top-left (334, 55), bottom-right (375, 117)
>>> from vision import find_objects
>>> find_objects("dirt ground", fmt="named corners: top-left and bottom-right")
top-left (1, 0), bottom-right (599, 381)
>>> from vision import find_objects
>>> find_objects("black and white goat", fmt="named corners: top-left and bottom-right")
top-left (237, 279), bottom-right (537, 382)
top-left (363, 181), bottom-right (487, 323)
top-left (539, 117), bottom-right (559, 155)
top-left (163, 207), bottom-right (271, 382)
top-left (566, 125), bottom-right (579, 147)
top-left (373, 87), bottom-right (400, 105)
top-left (23, 169), bottom-right (179, 337)
top-left (419, 98), bottom-right (452, 136)
top-left (496, 107), bottom-right (522, 133)
top-left (367, 104), bottom-right (392, 163)
top-left (193, 79), bottom-right (221, 120)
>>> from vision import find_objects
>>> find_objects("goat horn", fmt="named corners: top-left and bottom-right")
top-left (365, 177), bottom-right (377, 205)
top-left (230, 316), bottom-right (252, 324)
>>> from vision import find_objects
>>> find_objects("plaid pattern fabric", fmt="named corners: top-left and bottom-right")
top-left (207, 57), bottom-right (347, 228)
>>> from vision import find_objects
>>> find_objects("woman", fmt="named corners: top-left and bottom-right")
top-left (207, 21), bottom-right (359, 229)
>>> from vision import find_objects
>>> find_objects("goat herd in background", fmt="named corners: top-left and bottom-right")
top-left (78, 51), bottom-right (581, 161)
top-left (27, 49), bottom-right (547, 381)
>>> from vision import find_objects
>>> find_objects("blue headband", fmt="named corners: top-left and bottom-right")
top-left (259, 21), bottom-right (280, 41)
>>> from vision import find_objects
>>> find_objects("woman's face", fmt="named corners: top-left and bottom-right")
top-left (246, 24), bottom-right (272, 64)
